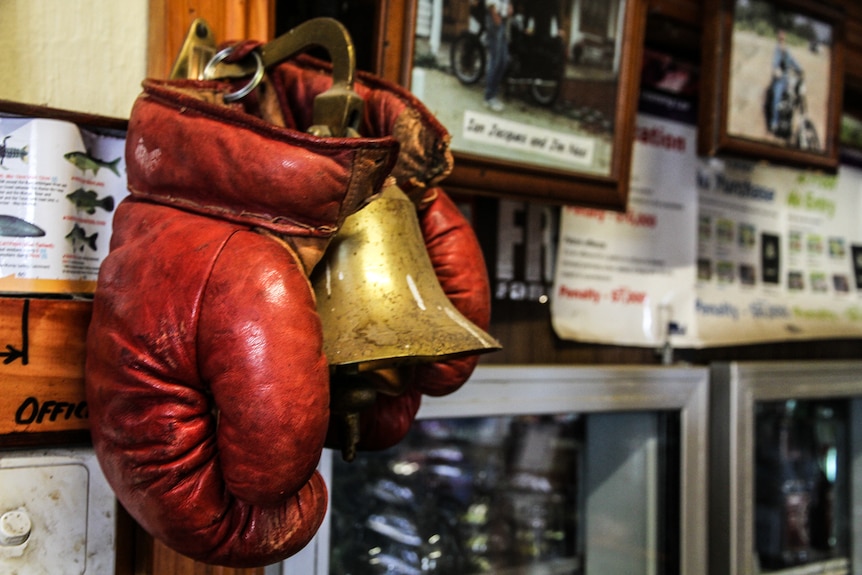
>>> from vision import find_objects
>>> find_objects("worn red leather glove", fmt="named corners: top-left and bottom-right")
top-left (414, 187), bottom-right (492, 396)
top-left (85, 74), bottom-right (397, 567)
top-left (336, 187), bottom-right (493, 453)
top-left (270, 57), bottom-right (495, 452)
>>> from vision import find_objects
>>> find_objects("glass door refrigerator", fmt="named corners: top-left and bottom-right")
top-left (280, 365), bottom-right (709, 575)
top-left (710, 361), bottom-right (862, 575)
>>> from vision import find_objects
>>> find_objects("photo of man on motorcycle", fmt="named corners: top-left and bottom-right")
top-left (725, 0), bottom-right (832, 154)
top-left (762, 27), bottom-right (821, 151)
top-left (452, 0), bottom-right (567, 110)
top-left (408, 0), bottom-right (625, 177)
top-left (768, 29), bottom-right (803, 134)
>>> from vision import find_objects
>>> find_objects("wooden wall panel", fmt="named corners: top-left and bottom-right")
top-left (149, 539), bottom-right (265, 575)
top-left (647, 0), bottom-right (700, 26)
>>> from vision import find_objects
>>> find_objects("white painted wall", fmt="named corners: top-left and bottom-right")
top-left (0, 0), bottom-right (149, 119)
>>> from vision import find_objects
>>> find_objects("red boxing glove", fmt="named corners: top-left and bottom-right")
top-left (336, 188), bottom-right (492, 452)
top-left (272, 57), bottom-right (496, 452)
top-left (85, 75), bottom-right (397, 567)
top-left (414, 187), bottom-right (492, 396)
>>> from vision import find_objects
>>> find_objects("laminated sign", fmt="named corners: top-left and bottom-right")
top-left (551, 109), bottom-right (862, 347)
top-left (0, 116), bottom-right (128, 294)
top-left (551, 113), bottom-right (698, 347)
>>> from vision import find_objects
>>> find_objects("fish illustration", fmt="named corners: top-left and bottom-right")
top-left (65, 223), bottom-right (98, 252)
top-left (0, 136), bottom-right (29, 169)
top-left (0, 215), bottom-right (45, 237)
top-left (66, 188), bottom-right (115, 214)
top-left (64, 151), bottom-right (121, 177)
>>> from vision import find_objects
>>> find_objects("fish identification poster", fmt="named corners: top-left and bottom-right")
top-left (0, 116), bottom-right (127, 294)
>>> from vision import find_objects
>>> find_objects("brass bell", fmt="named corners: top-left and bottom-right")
top-left (311, 184), bottom-right (501, 374)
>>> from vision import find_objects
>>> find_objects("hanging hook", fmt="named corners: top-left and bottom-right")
top-left (168, 18), bottom-right (218, 81)
top-left (200, 17), bottom-right (364, 137)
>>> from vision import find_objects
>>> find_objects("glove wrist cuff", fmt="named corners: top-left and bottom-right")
top-left (125, 79), bottom-right (398, 240)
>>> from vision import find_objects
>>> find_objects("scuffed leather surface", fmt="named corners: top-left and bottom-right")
top-left (86, 201), bottom-right (330, 566)
top-left (353, 387), bottom-right (423, 451)
top-left (210, 45), bottom-right (453, 197)
top-left (266, 54), bottom-right (454, 201)
top-left (87, 70), bottom-right (402, 566)
top-left (88, 46), bottom-right (493, 565)
top-left (126, 79), bottom-right (397, 241)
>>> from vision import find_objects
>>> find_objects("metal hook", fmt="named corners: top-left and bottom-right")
top-left (198, 17), bottom-right (364, 137)
top-left (168, 18), bottom-right (218, 81)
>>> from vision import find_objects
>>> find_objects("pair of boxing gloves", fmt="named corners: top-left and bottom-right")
top-left (84, 50), bottom-right (492, 566)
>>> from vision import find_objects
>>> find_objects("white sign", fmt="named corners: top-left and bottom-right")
top-left (551, 113), bottom-right (697, 346)
top-left (551, 112), bottom-right (862, 347)
top-left (0, 117), bottom-right (127, 294)
top-left (462, 110), bottom-right (595, 166)
top-left (692, 159), bottom-right (862, 345)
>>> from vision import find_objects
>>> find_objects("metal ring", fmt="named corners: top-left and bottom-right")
top-left (203, 46), bottom-right (265, 103)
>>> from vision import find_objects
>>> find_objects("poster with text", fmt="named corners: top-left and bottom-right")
top-left (550, 113), bottom-right (699, 346)
top-left (692, 159), bottom-right (862, 345)
top-left (0, 116), bottom-right (127, 294)
top-left (551, 116), bottom-right (862, 347)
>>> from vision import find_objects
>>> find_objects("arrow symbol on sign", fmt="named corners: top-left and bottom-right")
top-left (0, 343), bottom-right (24, 364)
top-left (1, 299), bottom-right (29, 366)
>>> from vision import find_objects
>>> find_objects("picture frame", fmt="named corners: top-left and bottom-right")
top-left (699, 0), bottom-right (845, 170)
top-left (376, 0), bottom-right (647, 209)
top-left (710, 361), bottom-right (862, 575)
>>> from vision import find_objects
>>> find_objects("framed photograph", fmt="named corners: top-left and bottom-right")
top-left (377, 0), bottom-right (647, 209)
top-left (699, 0), bottom-right (844, 170)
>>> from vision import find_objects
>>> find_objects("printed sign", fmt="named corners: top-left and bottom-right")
top-left (462, 111), bottom-right (596, 167)
top-left (0, 117), bottom-right (127, 294)
top-left (0, 298), bottom-right (91, 439)
top-left (551, 113), bottom-right (698, 346)
top-left (551, 104), bottom-right (862, 347)
top-left (475, 198), bottom-right (559, 304)
top-left (693, 159), bottom-right (862, 345)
